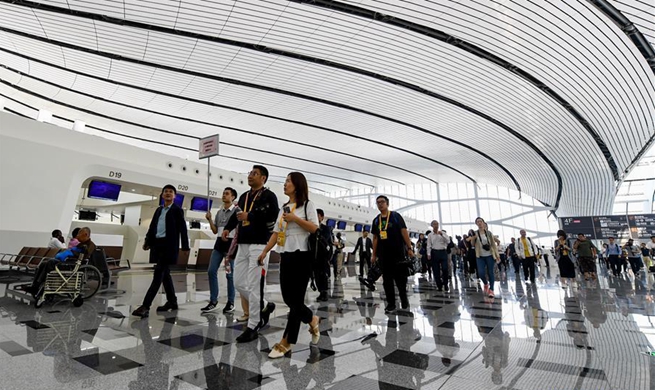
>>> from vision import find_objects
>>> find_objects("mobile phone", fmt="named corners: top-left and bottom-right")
top-left (283, 206), bottom-right (291, 214)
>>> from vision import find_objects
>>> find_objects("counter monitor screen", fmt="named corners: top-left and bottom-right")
top-left (190, 197), bottom-right (212, 212)
top-left (354, 224), bottom-right (363, 232)
top-left (337, 221), bottom-right (347, 230)
top-left (326, 219), bottom-right (336, 228)
top-left (87, 180), bottom-right (121, 201)
top-left (160, 194), bottom-right (185, 208)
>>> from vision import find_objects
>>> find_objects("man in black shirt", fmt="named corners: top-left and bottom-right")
top-left (315, 208), bottom-right (334, 302)
top-left (506, 238), bottom-right (520, 274)
top-left (223, 165), bottom-right (279, 342)
top-left (353, 231), bottom-right (373, 277)
top-left (371, 195), bottom-right (414, 315)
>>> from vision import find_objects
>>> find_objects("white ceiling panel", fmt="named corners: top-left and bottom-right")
top-left (1, 0), bottom-right (652, 216)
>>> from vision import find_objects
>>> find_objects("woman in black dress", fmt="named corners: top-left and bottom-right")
top-left (554, 230), bottom-right (576, 288)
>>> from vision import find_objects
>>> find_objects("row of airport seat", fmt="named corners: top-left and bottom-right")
top-left (0, 246), bottom-right (130, 274)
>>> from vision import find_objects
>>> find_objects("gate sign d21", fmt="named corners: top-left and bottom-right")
top-left (199, 135), bottom-right (219, 159)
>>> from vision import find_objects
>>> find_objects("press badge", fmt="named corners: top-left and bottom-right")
top-left (380, 231), bottom-right (388, 240)
top-left (277, 231), bottom-right (286, 246)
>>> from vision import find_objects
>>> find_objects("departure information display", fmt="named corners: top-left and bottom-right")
top-left (593, 215), bottom-right (630, 239)
top-left (628, 214), bottom-right (655, 239)
top-left (560, 214), bottom-right (654, 240)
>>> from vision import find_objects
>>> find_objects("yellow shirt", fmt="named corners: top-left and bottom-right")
top-left (521, 237), bottom-right (530, 257)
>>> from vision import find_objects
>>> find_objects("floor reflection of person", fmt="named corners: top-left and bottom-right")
top-left (203, 313), bottom-right (233, 389)
top-left (521, 284), bottom-right (548, 341)
top-left (355, 283), bottom-right (377, 325)
top-left (277, 324), bottom-right (337, 390)
top-left (432, 291), bottom-right (461, 367)
top-left (580, 286), bottom-right (607, 329)
top-left (471, 290), bottom-right (510, 385)
top-left (563, 291), bottom-right (588, 349)
top-left (129, 317), bottom-right (175, 390)
top-left (364, 316), bottom-right (428, 389)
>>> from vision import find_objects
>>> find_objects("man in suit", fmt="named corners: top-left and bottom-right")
top-left (132, 184), bottom-right (190, 318)
top-left (353, 231), bottom-right (373, 277)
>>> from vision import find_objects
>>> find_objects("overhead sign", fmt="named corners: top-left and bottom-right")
top-left (560, 217), bottom-right (594, 239)
top-left (593, 215), bottom-right (630, 239)
top-left (560, 214), bottom-right (654, 240)
top-left (628, 214), bottom-right (655, 239)
top-left (199, 135), bottom-right (219, 159)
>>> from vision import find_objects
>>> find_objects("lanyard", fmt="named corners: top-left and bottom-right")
top-left (244, 189), bottom-right (262, 213)
top-left (278, 203), bottom-right (297, 232)
top-left (378, 211), bottom-right (391, 232)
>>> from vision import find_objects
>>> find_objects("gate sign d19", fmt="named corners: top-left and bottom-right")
top-left (199, 135), bottom-right (219, 159)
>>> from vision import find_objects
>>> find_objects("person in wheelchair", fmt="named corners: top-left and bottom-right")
top-left (25, 227), bottom-right (96, 297)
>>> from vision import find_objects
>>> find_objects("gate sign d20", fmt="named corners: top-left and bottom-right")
top-left (199, 135), bottom-right (219, 159)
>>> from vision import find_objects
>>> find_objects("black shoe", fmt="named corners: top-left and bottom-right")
top-left (236, 327), bottom-right (259, 343)
top-left (316, 292), bottom-right (329, 302)
top-left (436, 286), bottom-right (443, 292)
top-left (132, 305), bottom-right (150, 318)
top-left (156, 302), bottom-right (178, 312)
top-left (222, 302), bottom-right (235, 313)
top-left (259, 302), bottom-right (276, 329)
top-left (201, 302), bottom-right (218, 313)
top-left (444, 285), bottom-right (450, 292)
top-left (384, 306), bottom-right (397, 315)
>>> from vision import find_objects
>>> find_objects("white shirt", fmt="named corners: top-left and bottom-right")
top-left (427, 231), bottom-right (450, 252)
top-left (47, 237), bottom-right (66, 249)
top-left (273, 201), bottom-right (319, 253)
top-left (646, 241), bottom-right (655, 253)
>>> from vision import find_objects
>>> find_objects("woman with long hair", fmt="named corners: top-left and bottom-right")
top-left (417, 232), bottom-right (429, 277)
top-left (554, 230), bottom-right (576, 288)
top-left (467, 218), bottom-right (500, 298)
top-left (258, 172), bottom-right (321, 358)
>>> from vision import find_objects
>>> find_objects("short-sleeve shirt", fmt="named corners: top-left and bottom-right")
top-left (576, 240), bottom-right (597, 257)
top-left (213, 204), bottom-right (239, 252)
top-left (371, 211), bottom-right (407, 261)
top-left (273, 201), bottom-right (319, 253)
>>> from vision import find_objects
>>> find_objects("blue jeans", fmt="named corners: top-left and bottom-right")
top-left (208, 249), bottom-right (235, 304)
top-left (477, 255), bottom-right (495, 291)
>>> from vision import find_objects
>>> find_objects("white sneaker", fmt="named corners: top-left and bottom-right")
top-left (236, 314), bottom-right (249, 322)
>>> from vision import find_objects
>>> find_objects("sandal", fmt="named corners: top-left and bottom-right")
top-left (268, 342), bottom-right (291, 359)
top-left (309, 315), bottom-right (320, 344)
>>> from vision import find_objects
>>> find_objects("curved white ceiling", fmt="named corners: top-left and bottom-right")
top-left (0, 0), bottom-right (653, 216)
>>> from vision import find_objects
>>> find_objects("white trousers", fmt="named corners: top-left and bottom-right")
top-left (234, 243), bottom-right (270, 330)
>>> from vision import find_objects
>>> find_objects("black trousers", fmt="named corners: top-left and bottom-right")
top-left (313, 251), bottom-right (331, 294)
top-left (280, 251), bottom-right (313, 344)
top-left (522, 256), bottom-right (537, 282)
top-left (543, 254), bottom-right (550, 267)
top-left (359, 252), bottom-right (371, 276)
top-left (430, 249), bottom-right (449, 289)
top-left (30, 259), bottom-right (60, 291)
top-left (609, 255), bottom-right (621, 275)
top-left (143, 241), bottom-right (177, 308)
top-left (381, 258), bottom-right (408, 310)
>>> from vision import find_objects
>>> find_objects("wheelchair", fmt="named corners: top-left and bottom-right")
top-left (34, 253), bottom-right (102, 308)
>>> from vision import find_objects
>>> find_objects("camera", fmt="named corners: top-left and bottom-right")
top-left (283, 206), bottom-right (291, 214)
top-left (482, 244), bottom-right (491, 251)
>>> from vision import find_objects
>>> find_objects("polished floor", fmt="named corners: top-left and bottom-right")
top-left (0, 260), bottom-right (654, 390)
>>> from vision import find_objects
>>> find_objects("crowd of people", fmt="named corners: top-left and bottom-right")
top-left (36, 164), bottom-right (655, 363)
